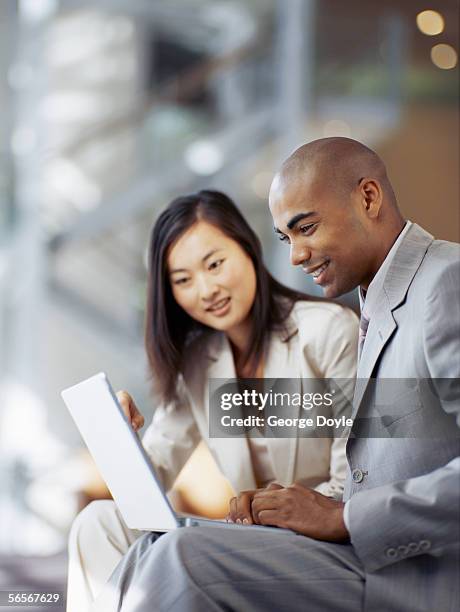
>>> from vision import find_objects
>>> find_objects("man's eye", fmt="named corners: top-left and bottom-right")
top-left (278, 234), bottom-right (290, 244)
top-left (300, 223), bottom-right (317, 235)
top-left (209, 259), bottom-right (224, 270)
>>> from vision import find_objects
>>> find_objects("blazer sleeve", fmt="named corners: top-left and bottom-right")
top-left (306, 306), bottom-right (359, 499)
top-left (347, 258), bottom-right (460, 572)
top-left (141, 376), bottom-right (201, 493)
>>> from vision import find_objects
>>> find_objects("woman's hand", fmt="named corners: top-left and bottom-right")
top-left (226, 483), bottom-right (283, 524)
top-left (116, 390), bottom-right (145, 432)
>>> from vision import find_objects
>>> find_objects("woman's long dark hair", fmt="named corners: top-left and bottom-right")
top-left (145, 190), bottom-right (317, 404)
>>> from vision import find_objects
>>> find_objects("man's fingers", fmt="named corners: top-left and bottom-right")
top-left (251, 495), bottom-right (279, 523)
top-left (235, 492), bottom-right (254, 524)
top-left (252, 490), bottom-right (283, 504)
top-left (228, 497), bottom-right (237, 522)
top-left (228, 491), bottom-right (257, 524)
top-left (251, 495), bottom-right (278, 512)
top-left (257, 510), bottom-right (284, 527)
top-left (266, 482), bottom-right (284, 491)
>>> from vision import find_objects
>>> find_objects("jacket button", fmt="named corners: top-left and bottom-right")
top-left (419, 540), bottom-right (431, 551)
top-left (386, 547), bottom-right (398, 559)
top-left (407, 542), bottom-right (419, 553)
top-left (397, 545), bottom-right (408, 556)
top-left (352, 468), bottom-right (364, 483)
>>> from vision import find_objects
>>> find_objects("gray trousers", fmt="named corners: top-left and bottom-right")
top-left (93, 526), bottom-right (365, 612)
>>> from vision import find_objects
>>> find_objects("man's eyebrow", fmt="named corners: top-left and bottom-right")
top-left (286, 212), bottom-right (316, 230)
top-left (169, 248), bottom-right (222, 274)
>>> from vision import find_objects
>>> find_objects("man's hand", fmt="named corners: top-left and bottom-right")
top-left (251, 483), bottom-right (349, 542)
top-left (116, 390), bottom-right (145, 432)
top-left (227, 483), bottom-right (283, 524)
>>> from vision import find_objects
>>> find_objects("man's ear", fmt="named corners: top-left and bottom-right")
top-left (358, 177), bottom-right (383, 219)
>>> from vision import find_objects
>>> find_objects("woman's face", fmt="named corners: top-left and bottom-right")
top-left (167, 220), bottom-right (257, 338)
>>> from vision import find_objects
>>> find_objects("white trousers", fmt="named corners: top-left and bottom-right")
top-left (66, 500), bottom-right (143, 612)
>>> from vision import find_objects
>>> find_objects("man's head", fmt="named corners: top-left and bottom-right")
top-left (269, 137), bottom-right (405, 298)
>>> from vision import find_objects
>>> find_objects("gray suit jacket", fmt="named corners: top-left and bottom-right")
top-left (344, 223), bottom-right (460, 610)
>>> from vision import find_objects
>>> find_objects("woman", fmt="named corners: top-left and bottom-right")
top-left (67, 190), bottom-right (358, 612)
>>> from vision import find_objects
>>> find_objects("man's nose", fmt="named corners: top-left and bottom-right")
top-left (290, 241), bottom-right (311, 267)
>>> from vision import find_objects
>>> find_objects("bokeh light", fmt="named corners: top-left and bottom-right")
top-left (431, 44), bottom-right (458, 70)
top-left (416, 10), bottom-right (444, 36)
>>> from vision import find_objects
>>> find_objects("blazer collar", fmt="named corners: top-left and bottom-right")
top-left (353, 224), bottom-right (433, 411)
top-left (204, 324), bottom-right (299, 379)
top-left (205, 327), bottom-right (300, 489)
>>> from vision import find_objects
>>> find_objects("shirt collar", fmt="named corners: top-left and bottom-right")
top-left (359, 221), bottom-right (412, 317)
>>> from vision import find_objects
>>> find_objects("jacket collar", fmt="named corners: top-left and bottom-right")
top-left (353, 223), bottom-right (433, 412)
top-left (382, 223), bottom-right (433, 310)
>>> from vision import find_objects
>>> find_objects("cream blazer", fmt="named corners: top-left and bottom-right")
top-left (142, 300), bottom-right (358, 499)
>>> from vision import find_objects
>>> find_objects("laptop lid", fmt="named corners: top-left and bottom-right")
top-left (62, 372), bottom-right (179, 531)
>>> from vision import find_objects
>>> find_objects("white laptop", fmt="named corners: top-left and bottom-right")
top-left (62, 372), bottom-right (293, 535)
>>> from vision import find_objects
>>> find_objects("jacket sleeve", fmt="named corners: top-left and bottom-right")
top-left (307, 307), bottom-right (359, 499)
top-left (347, 258), bottom-right (460, 572)
top-left (141, 376), bottom-right (201, 493)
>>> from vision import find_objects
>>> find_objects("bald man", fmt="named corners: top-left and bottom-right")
top-left (94, 139), bottom-right (459, 612)
top-left (269, 137), bottom-right (405, 299)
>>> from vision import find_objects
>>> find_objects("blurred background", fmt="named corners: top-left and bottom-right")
top-left (0, 0), bottom-right (458, 606)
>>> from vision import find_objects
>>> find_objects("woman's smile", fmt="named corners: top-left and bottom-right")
top-left (205, 297), bottom-right (231, 316)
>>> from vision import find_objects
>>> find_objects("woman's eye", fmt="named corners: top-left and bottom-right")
top-left (209, 258), bottom-right (224, 270)
top-left (300, 223), bottom-right (317, 235)
top-left (173, 277), bottom-right (190, 285)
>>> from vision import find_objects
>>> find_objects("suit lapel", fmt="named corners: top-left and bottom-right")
top-left (352, 304), bottom-right (396, 416)
top-left (205, 334), bottom-right (257, 492)
top-left (352, 224), bottom-right (433, 419)
top-left (205, 326), bottom-right (302, 489)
